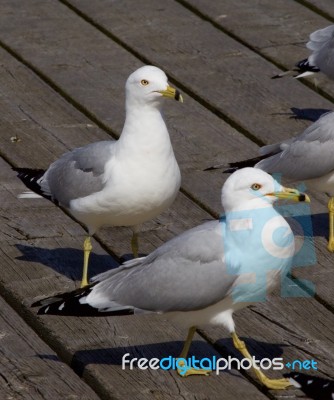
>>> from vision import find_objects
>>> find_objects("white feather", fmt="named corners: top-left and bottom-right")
top-left (18, 191), bottom-right (43, 199)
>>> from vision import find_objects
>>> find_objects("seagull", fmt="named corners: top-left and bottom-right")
top-left (223, 111), bottom-right (334, 251)
top-left (32, 168), bottom-right (310, 389)
top-left (15, 65), bottom-right (183, 287)
top-left (272, 25), bottom-right (334, 79)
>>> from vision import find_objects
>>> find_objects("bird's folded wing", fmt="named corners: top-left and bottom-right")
top-left (257, 112), bottom-right (334, 181)
top-left (41, 141), bottom-right (115, 206)
top-left (307, 25), bottom-right (334, 51)
top-left (86, 220), bottom-right (237, 313)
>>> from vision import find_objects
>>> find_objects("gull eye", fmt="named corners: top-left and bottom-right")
top-left (141, 79), bottom-right (149, 86)
top-left (251, 183), bottom-right (262, 191)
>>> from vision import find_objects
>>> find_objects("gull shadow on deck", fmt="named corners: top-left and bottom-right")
top-left (286, 212), bottom-right (329, 241)
top-left (37, 338), bottom-right (288, 380)
top-left (310, 213), bottom-right (330, 239)
top-left (270, 108), bottom-right (331, 122)
top-left (68, 340), bottom-right (251, 380)
top-left (289, 108), bottom-right (331, 122)
top-left (15, 244), bottom-right (119, 281)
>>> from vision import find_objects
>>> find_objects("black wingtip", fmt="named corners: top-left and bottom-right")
top-left (295, 58), bottom-right (320, 73)
top-left (32, 284), bottom-right (136, 317)
top-left (204, 154), bottom-right (272, 172)
top-left (223, 167), bottom-right (238, 174)
top-left (284, 372), bottom-right (334, 399)
top-left (36, 301), bottom-right (105, 316)
top-left (36, 301), bottom-right (135, 317)
top-left (271, 58), bottom-right (320, 80)
top-left (32, 285), bottom-right (96, 315)
top-left (203, 164), bottom-right (226, 171)
top-left (13, 167), bottom-right (46, 179)
top-left (226, 153), bottom-right (275, 171)
top-left (14, 167), bottom-right (51, 199)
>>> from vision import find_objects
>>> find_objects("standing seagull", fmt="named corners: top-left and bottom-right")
top-left (32, 168), bottom-right (310, 389)
top-left (272, 25), bottom-right (334, 79)
top-left (222, 111), bottom-right (334, 251)
top-left (15, 65), bottom-right (183, 287)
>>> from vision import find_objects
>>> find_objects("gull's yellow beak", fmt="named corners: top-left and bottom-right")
top-left (157, 85), bottom-right (183, 102)
top-left (270, 187), bottom-right (310, 203)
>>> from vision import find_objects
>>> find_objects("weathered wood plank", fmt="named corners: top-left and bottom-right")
top-left (182, 0), bottom-right (334, 98)
top-left (59, 0), bottom-right (334, 143)
top-left (0, 296), bottom-right (101, 400)
top-left (301, 0), bottom-right (334, 20)
top-left (0, 0), bottom-right (329, 151)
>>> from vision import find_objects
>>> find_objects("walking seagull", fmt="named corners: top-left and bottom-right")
top-left (15, 65), bottom-right (183, 287)
top-left (32, 168), bottom-right (310, 389)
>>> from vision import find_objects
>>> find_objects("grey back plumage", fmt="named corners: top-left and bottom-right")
top-left (40, 141), bottom-right (114, 207)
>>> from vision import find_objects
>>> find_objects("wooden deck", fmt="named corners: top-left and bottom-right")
top-left (1, 0), bottom-right (334, 399)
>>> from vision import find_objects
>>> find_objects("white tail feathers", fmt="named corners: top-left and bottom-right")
top-left (18, 191), bottom-right (43, 199)
top-left (288, 378), bottom-right (302, 388)
top-left (294, 71), bottom-right (315, 79)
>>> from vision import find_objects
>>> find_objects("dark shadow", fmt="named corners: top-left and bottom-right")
top-left (70, 341), bottom-right (196, 374)
top-left (286, 212), bottom-right (329, 240)
top-left (36, 354), bottom-right (60, 362)
top-left (310, 213), bottom-right (329, 239)
top-left (69, 340), bottom-right (236, 377)
top-left (284, 372), bottom-right (334, 400)
top-left (59, 338), bottom-right (287, 378)
top-left (289, 107), bottom-right (331, 122)
top-left (15, 244), bottom-right (119, 281)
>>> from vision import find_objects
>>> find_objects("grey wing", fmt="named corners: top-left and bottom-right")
top-left (39, 141), bottom-right (115, 206)
top-left (256, 112), bottom-right (334, 181)
top-left (259, 140), bottom-right (291, 157)
top-left (307, 25), bottom-right (334, 52)
top-left (307, 25), bottom-right (334, 77)
top-left (86, 220), bottom-right (236, 313)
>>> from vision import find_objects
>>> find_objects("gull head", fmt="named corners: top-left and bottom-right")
top-left (221, 167), bottom-right (310, 212)
top-left (125, 65), bottom-right (183, 108)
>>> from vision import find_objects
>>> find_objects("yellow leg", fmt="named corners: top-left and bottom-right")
top-left (328, 198), bottom-right (334, 252)
top-left (177, 327), bottom-right (211, 377)
top-left (131, 231), bottom-right (139, 258)
top-left (232, 332), bottom-right (291, 390)
top-left (81, 236), bottom-right (92, 287)
top-left (179, 326), bottom-right (196, 359)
